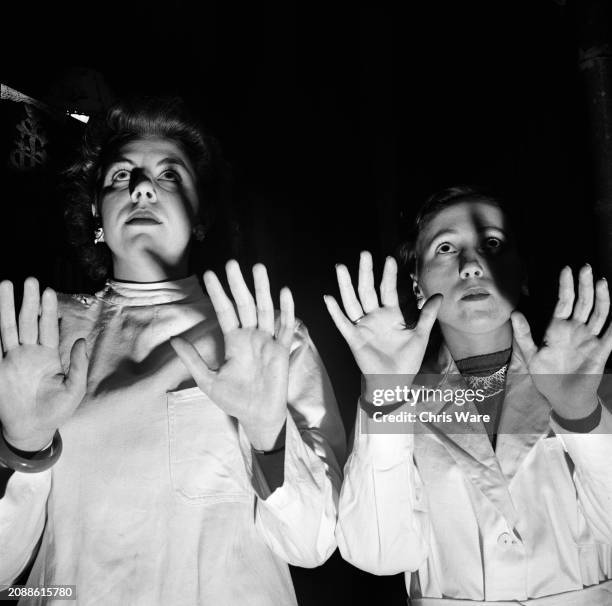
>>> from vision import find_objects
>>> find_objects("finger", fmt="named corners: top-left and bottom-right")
top-left (253, 264), bottom-right (274, 335)
top-left (601, 317), bottom-right (612, 357)
top-left (18, 277), bottom-right (40, 345)
top-left (357, 251), bottom-right (379, 313)
top-left (553, 266), bottom-right (575, 320)
top-left (336, 264), bottom-right (364, 322)
top-left (379, 256), bottom-right (399, 307)
top-left (278, 287), bottom-right (295, 347)
top-left (323, 294), bottom-right (357, 344)
top-left (510, 311), bottom-right (538, 363)
top-left (415, 294), bottom-right (443, 337)
top-left (170, 336), bottom-right (216, 394)
top-left (226, 260), bottom-right (257, 328)
top-left (203, 270), bottom-right (239, 334)
top-left (0, 280), bottom-right (19, 351)
top-left (39, 288), bottom-right (59, 348)
top-left (573, 264), bottom-right (594, 323)
top-left (64, 338), bottom-right (88, 403)
top-left (587, 278), bottom-right (609, 335)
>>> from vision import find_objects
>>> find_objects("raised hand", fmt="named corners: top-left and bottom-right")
top-left (511, 265), bottom-right (612, 419)
top-left (0, 278), bottom-right (88, 452)
top-left (324, 252), bottom-right (442, 400)
top-left (170, 261), bottom-right (295, 451)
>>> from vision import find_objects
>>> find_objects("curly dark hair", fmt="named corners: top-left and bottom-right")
top-left (64, 96), bottom-right (225, 280)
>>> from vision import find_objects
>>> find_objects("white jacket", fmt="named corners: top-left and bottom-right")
top-left (336, 340), bottom-right (612, 604)
top-left (0, 276), bottom-right (346, 606)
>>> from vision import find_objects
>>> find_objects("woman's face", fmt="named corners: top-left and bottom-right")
top-left (414, 200), bottom-right (523, 335)
top-left (98, 137), bottom-right (200, 279)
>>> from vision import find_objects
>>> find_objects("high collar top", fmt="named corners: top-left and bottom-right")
top-left (97, 275), bottom-right (204, 307)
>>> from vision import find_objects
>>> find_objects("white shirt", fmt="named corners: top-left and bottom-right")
top-left (336, 341), bottom-right (612, 604)
top-left (0, 276), bottom-right (346, 605)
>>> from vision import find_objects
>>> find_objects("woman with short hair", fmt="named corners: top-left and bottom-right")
top-left (326, 186), bottom-right (612, 604)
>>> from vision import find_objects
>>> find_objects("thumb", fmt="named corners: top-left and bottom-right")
top-left (323, 295), bottom-right (356, 345)
top-left (170, 336), bottom-right (216, 394)
top-left (510, 311), bottom-right (537, 363)
top-left (65, 338), bottom-right (88, 402)
top-left (416, 293), bottom-right (443, 336)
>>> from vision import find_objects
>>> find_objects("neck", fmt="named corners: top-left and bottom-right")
top-left (111, 254), bottom-right (190, 283)
top-left (439, 320), bottom-right (513, 360)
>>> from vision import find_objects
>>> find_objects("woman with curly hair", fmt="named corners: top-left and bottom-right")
top-left (326, 186), bottom-right (612, 605)
top-left (61, 98), bottom-right (223, 283)
top-left (0, 97), bottom-right (345, 605)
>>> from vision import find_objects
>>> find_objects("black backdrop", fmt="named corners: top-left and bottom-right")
top-left (1, 1), bottom-right (608, 603)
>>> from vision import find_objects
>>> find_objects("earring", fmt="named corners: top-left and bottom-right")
top-left (192, 224), bottom-right (207, 242)
top-left (416, 295), bottom-right (424, 310)
top-left (94, 225), bottom-right (105, 244)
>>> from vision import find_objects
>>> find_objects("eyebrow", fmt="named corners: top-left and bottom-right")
top-left (106, 157), bottom-right (135, 168)
top-left (156, 156), bottom-right (189, 169)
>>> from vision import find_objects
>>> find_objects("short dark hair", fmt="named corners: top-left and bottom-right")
top-left (397, 185), bottom-right (520, 277)
top-left (64, 96), bottom-right (225, 280)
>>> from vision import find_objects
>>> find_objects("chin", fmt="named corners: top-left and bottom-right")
top-left (461, 318), bottom-right (508, 334)
top-left (446, 306), bottom-right (512, 334)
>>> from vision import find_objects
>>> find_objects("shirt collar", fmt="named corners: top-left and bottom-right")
top-left (97, 275), bottom-right (204, 306)
top-left (434, 338), bottom-right (528, 379)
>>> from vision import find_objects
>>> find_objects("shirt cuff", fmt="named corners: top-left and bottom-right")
top-left (252, 447), bottom-right (286, 494)
top-left (551, 402), bottom-right (602, 433)
top-left (246, 419), bottom-right (289, 500)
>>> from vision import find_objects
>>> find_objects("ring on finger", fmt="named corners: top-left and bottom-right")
top-left (352, 315), bottom-right (366, 325)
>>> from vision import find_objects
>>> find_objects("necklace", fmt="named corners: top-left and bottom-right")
top-left (463, 364), bottom-right (508, 398)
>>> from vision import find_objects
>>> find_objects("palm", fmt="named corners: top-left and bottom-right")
top-left (324, 252), bottom-right (442, 382)
top-left (344, 306), bottom-right (431, 376)
top-left (512, 265), bottom-right (612, 417)
top-left (206, 329), bottom-right (290, 425)
top-left (529, 319), bottom-right (604, 376)
top-left (171, 261), bottom-right (295, 451)
top-left (1, 345), bottom-right (63, 416)
top-left (0, 279), bottom-right (87, 451)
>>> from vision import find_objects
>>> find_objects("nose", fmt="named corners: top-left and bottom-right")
top-left (459, 254), bottom-right (484, 279)
top-left (129, 170), bottom-right (157, 204)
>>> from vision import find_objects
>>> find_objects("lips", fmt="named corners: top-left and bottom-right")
top-left (125, 211), bottom-right (161, 225)
top-left (460, 287), bottom-right (490, 301)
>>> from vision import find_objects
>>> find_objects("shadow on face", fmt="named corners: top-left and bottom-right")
top-left (413, 201), bottom-right (523, 335)
top-left (97, 137), bottom-right (201, 281)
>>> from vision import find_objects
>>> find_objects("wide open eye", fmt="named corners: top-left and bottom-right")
top-left (483, 236), bottom-right (503, 251)
top-left (435, 242), bottom-right (457, 254)
top-left (111, 169), bottom-right (131, 182)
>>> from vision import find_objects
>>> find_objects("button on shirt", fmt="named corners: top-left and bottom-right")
top-left (496, 532), bottom-right (518, 547)
top-left (336, 341), bottom-right (612, 603)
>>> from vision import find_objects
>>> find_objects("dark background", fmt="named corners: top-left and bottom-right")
top-left (1, 1), bottom-right (610, 603)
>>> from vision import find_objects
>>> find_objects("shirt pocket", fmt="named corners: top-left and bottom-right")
top-left (167, 386), bottom-right (251, 504)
